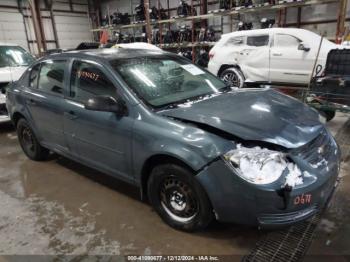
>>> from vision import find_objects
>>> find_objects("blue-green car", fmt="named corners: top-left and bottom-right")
top-left (6, 48), bottom-right (340, 231)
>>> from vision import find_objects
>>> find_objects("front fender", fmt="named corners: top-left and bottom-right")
top-left (131, 110), bottom-right (234, 182)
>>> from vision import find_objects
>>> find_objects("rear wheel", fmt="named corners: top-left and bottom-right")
top-left (323, 110), bottom-right (336, 122)
top-left (147, 163), bottom-right (213, 231)
top-left (220, 67), bottom-right (245, 88)
top-left (17, 118), bottom-right (49, 161)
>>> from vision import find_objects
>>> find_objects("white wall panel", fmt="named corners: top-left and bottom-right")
top-left (0, 0), bottom-right (93, 54)
top-left (0, 9), bottom-right (29, 51)
top-left (73, 4), bottom-right (88, 12)
top-left (54, 13), bottom-right (92, 49)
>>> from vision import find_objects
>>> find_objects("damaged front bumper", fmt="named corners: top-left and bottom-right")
top-left (195, 135), bottom-right (340, 228)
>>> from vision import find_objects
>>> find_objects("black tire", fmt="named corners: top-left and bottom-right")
top-left (219, 67), bottom-right (245, 88)
top-left (147, 163), bottom-right (213, 232)
top-left (17, 118), bottom-right (49, 161)
top-left (324, 110), bottom-right (336, 122)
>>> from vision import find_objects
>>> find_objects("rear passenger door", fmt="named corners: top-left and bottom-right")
top-left (238, 34), bottom-right (270, 82)
top-left (63, 60), bottom-right (133, 182)
top-left (24, 60), bottom-right (68, 152)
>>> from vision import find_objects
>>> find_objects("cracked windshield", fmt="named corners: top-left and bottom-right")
top-left (111, 55), bottom-right (227, 108)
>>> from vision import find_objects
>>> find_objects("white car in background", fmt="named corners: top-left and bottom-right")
top-left (112, 42), bottom-right (162, 51)
top-left (208, 28), bottom-right (339, 88)
top-left (0, 43), bottom-right (34, 123)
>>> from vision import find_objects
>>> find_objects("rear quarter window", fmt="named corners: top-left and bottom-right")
top-left (225, 36), bottom-right (244, 46)
top-left (247, 35), bottom-right (269, 47)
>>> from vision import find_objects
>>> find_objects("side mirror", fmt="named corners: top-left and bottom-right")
top-left (85, 95), bottom-right (127, 116)
top-left (298, 42), bottom-right (310, 52)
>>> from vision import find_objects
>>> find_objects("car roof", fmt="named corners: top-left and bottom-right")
top-left (219, 27), bottom-right (337, 47)
top-left (112, 42), bottom-right (162, 51)
top-left (43, 48), bottom-right (168, 62)
top-left (221, 27), bottom-right (320, 39)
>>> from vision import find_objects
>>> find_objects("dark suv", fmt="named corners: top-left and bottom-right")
top-left (6, 48), bottom-right (340, 231)
top-left (310, 49), bottom-right (350, 121)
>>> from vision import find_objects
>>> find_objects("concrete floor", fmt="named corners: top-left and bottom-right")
top-left (0, 113), bottom-right (349, 259)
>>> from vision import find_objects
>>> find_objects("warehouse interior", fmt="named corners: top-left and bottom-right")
top-left (0, 0), bottom-right (349, 261)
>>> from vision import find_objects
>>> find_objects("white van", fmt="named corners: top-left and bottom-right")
top-left (0, 43), bottom-right (34, 123)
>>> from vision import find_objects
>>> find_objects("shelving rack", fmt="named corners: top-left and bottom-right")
top-left (92, 0), bottom-right (348, 62)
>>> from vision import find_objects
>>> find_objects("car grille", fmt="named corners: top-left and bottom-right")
top-left (0, 82), bottom-right (9, 93)
top-left (258, 205), bottom-right (318, 225)
top-left (291, 129), bottom-right (333, 167)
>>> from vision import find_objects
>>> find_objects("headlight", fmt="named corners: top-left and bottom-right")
top-left (223, 144), bottom-right (304, 186)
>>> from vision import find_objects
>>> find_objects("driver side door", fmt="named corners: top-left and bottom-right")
top-left (63, 59), bottom-right (134, 182)
top-left (269, 33), bottom-right (315, 85)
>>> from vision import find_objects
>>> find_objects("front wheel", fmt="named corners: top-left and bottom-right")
top-left (219, 67), bottom-right (245, 88)
top-left (147, 164), bottom-right (213, 231)
top-left (322, 110), bottom-right (336, 122)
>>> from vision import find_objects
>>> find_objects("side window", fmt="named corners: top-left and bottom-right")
top-left (275, 34), bottom-right (300, 48)
top-left (247, 35), bottom-right (269, 47)
top-left (37, 60), bottom-right (66, 95)
top-left (29, 64), bottom-right (40, 89)
top-left (225, 36), bottom-right (244, 46)
top-left (70, 61), bottom-right (117, 103)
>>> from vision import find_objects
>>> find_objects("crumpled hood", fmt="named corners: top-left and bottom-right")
top-left (158, 89), bottom-right (324, 149)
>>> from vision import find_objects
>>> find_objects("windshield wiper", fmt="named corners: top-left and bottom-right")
top-left (157, 85), bottom-right (231, 111)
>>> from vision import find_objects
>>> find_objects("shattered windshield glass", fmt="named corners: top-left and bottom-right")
top-left (110, 55), bottom-right (227, 108)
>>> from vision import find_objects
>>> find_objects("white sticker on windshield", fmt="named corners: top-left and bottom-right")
top-left (181, 64), bottom-right (205, 76)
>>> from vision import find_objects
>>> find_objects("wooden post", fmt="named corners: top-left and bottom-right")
top-left (297, 7), bottom-right (301, 28)
top-left (144, 0), bottom-right (152, 43)
top-left (158, 0), bottom-right (163, 46)
top-left (191, 0), bottom-right (195, 63)
top-left (28, 0), bottom-right (44, 55)
top-left (336, 0), bottom-right (348, 44)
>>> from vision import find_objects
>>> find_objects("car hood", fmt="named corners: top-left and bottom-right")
top-left (158, 89), bottom-right (324, 149)
top-left (0, 66), bottom-right (27, 82)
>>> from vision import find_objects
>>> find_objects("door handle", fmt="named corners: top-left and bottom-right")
top-left (272, 53), bottom-right (282, 56)
top-left (64, 110), bottom-right (78, 120)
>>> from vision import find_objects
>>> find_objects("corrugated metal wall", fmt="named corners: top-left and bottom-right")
top-left (52, 0), bottom-right (92, 50)
top-left (0, 0), bottom-right (93, 54)
top-left (0, 1), bottom-right (29, 50)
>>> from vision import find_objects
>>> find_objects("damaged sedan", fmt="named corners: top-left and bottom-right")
top-left (6, 48), bottom-right (340, 231)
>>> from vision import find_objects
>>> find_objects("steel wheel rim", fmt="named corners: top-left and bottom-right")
top-left (21, 127), bottom-right (35, 153)
top-left (222, 71), bottom-right (241, 87)
top-left (160, 176), bottom-right (198, 223)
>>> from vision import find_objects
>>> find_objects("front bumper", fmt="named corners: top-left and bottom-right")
top-left (196, 143), bottom-right (340, 228)
top-left (0, 100), bottom-right (10, 123)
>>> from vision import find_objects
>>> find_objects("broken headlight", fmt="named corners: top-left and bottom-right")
top-left (223, 144), bottom-right (304, 186)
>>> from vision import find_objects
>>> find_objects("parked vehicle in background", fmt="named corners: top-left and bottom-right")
top-left (208, 28), bottom-right (340, 88)
top-left (112, 42), bottom-right (162, 51)
top-left (6, 49), bottom-right (340, 231)
top-left (309, 49), bottom-right (350, 121)
top-left (0, 43), bottom-right (34, 123)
